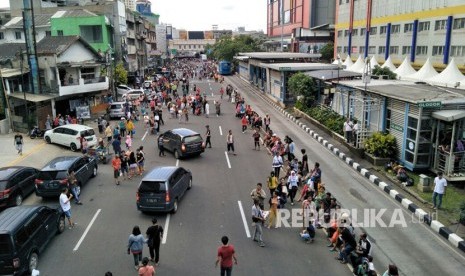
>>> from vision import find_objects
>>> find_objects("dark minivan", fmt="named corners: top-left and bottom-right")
top-left (35, 156), bottom-right (98, 198)
top-left (0, 167), bottom-right (38, 209)
top-left (0, 205), bottom-right (65, 275)
top-left (136, 166), bottom-right (192, 213)
top-left (161, 128), bottom-right (205, 159)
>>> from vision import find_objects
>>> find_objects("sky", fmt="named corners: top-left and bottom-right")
top-left (0, 0), bottom-right (267, 32)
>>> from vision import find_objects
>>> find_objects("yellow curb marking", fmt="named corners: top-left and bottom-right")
top-left (7, 142), bottom-right (47, 166)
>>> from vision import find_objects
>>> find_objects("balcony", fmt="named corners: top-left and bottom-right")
top-left (59, 76), bottom-right (108, 96)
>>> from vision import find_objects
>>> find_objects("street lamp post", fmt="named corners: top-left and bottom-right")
top-left (19, 48), bottom-right (29, 132)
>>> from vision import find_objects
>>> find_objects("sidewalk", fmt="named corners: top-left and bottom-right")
top-left (233, 75), bottom-right (465, 254)
top-left (0, 134), bottom-right (47, 168)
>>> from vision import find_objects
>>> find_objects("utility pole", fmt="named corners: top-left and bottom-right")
top-left (280, 1), bottom-right (284, 52)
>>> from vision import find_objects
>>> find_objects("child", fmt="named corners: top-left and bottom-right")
top-left (125, 135), bottom-right (132, 150)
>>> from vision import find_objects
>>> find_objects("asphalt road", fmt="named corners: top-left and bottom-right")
top-left (5, 73), bottom-right (465, 276)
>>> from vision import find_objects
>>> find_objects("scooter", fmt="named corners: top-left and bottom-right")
top-left (29, 126), bottom-right (44, 139)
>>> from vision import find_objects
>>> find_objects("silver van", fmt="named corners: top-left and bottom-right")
top-left (108, 101), bottom-right (130, 119)
top-left (136, 166), bottom-right (192, 213)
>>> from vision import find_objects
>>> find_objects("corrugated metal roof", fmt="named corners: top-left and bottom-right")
top-left (3, 14), bottom-right (52, 28)
top-left (260, 62), bottom-right (338, 71)
top-left (36, 35), bottom-right (80, 55)
top-left (237, 52), bottom-right (321, 59)
top-left (51, 9), bottom-right (98, 18)
top-left (0, 43), bottom-right (26, 60)
top-left (305, 69), bottom-right (362, 80)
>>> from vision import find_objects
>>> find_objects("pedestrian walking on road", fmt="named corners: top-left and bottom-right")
top-left (128, 151), bottom-right (138, 178)
top-left (215, 236), bottom-right (237, 276)
top-left (264, 114), bottom-right (271, 132)
top-left (112, 155), bottom-right (121, 185)
top-left (250, 183), bottom-right (266, 210)
top-left (267, 171), bottom-right (278, 201)
top-left (112, 136), bottom-right (122, 156)
top-left (241, 116), bottom-right (248, 133)
top-left (272, 153), bottom-right (283, 178)
top-left (105, 124), bottom-right (112, 142)
top-left (252, 199), bottom-right (265, 247)
top-left (226, 130), bottom-right (236, 155)
top-left (205, 125), bottom-right (212, 148)
top-left (288, 170), bottom-right (299, 205)
top-left (146, 218), bottom-right (164, 266)
top-left (120, 153), bottom-right (129, 180)
top-left (59, 187), bottom-right (75, 229)
top-left (267, 191), bottom-right (279, 229)
top-left (68, 171), bottom-right (82, 205)
top-left (138, 257), bottom-right (155, 276)
top-left (158, 135), bottom-right (166, 156)
top-left (128, 225), bottom-right (146, 271)
top-left (252, 129), bottom-right (260, 150)
top-left (432, 171), bottom-right (447, 210)
top-left (205, 101), bottom-right (210, 118)
top-left (136, 147), bottom-right (145, 175)
top-left (14, 133), bottom-right (23, 155)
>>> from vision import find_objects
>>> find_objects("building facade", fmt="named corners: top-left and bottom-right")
top-left (335, 0), bottom-right (465, 69)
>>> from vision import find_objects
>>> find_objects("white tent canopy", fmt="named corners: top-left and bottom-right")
top-left (381, 56), bottom-right (397, 72)
top-left (347, 55), bottom-right (365, 73)
top-left (404, 58), bottom-right (438, 81)
top-left (370, 56), bottom-right (379, 69)
top-left (394, 57), bottom-right (416, 79)
top-left (427, 58), bottom-right (465, 87)
top-left (342, 56), bottom-right (354, 69)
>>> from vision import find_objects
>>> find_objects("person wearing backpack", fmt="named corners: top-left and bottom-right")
top-left (146, 218), bottom-right (164, 266)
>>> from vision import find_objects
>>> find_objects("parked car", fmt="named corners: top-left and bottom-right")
top-left (43, 124), bottom-right (97, 152)
top-left (161, 128), bottom-right (205, 159)
top-left (0, 205), bottom-right (65, 275)
top-left (35, 156), bottom-right (97, 198)
top-left (122, 89), bottom-right (145, 101)
top-left (136, 166), bottom-right (192, 213)
top-left (108, 101), bottom-right (132, 120)
top-left (116, 84), bottom-right (132, 96)
top-left (0, 167), bottom-right (38, 209)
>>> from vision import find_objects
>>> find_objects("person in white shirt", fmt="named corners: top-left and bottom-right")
top-left (432, 171), bottom-right (447, 209)
top-left (343, 118), bottom-right (353, 143)
top-left (59, 187), bottom-right (75, 229)
top-left (226, 130), bottom-right (236, 155)
top-left (352, 120), bottom-right (359, 146)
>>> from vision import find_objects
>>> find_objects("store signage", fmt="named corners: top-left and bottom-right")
top-left (279, 67), bottom-right (292, 71)
top-left (418, 101), bottom-right (442, 108)
top-left (391, 123), bottom-right (403, 132)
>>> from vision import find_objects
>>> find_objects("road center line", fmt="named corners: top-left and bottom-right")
top-left (73, 209), bottom-right (101, 251)
top-left (7, 142), bottom-right (46, 166)
top-left (162, 214), bottom-right (170, 244)
top-left (237, 201), bottom-right (251, 238)
top-left (224, 151), bottom-right (231, 169)
top-left (141, 130), bottom-right (148, 141)
top-left (219, 126), bottom-right (223, 136)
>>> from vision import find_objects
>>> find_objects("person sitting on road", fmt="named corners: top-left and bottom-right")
top-left (350, 232), bottom-right (373, 272)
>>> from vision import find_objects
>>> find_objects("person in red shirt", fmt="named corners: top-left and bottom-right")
top-left (112, 155), bottom-right (121, 185)
top-left (215, 236), bottom-right (237, 276)
top-left (241, 116), bottom-right (248, 133)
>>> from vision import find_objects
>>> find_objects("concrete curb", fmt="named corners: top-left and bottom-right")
top-left (242, 81), bottom-right (465, 254)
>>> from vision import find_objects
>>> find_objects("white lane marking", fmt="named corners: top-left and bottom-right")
top-left (141, 130), bottom-right (148, 141)
top-left (219, 126), bottom-right (223, 136)
top-left (176, 159), bottom-right (179, 167)
top-left (162, 214), bottom-right (170, 244)
top-left (237, 201), bottom-right (251, 238)
top-left (224, 151), bottom-right (231, 169)
top-left (73, 209), bottom-right (101, 251)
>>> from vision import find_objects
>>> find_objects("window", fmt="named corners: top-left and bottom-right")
top-left (368, 46), bottom-right (376, 54)
top-left (343, 46), bottom-right (349, 53)
top-left (391, 24), bottom-right (400, 33)
top-left (80, 25), bottom-right (103, 43)
top-left (453, 18), bottom-right (465, 29)
top-left (57, 30), bottom-right (64, 36)
top-left (81, 67), bottom-right (96, 81)
top-left (15, 31), bottom-right (21, 39)
top-left (360, 28), bottom-right (366, 36)
top-left (416, 46), bottom-right (428, 55)
top-left (352, 29), bottom-right (358, 36)
top-left (451, 46), bottom-right (465, 56)
top-left (418, 21), bottom-right (430, 32)
top-left (0, 32), bottom-right (3, 40)
top-left (370, 27), bottom-right (377, 35)
top-left (344, 30), bottom-right (349, 37)
top-left (378, 46), bottom-right (386, 55)
top-left (389, 46), bottom-right (399, 54)
top-left (337, 30), bottom-right (342, 37)
top-left (402, 46), bottom-right (411, 55)
top-left (45, 31), bottom-right (51, 37)
top-left (380, 26), bottom-right (387, 34)
top-left (404, 23), bottom-right (413, 33)
top-left (337, 46), bottom-right (342, 53)
top-left (435, 20), bottom-right (447, 30)
top-left (432, 46), bottom-right (445, 56)
top-left (359, 46), bottom-right (365, 54)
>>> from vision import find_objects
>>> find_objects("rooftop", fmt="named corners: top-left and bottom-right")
top-left (237, 52), bottom-right (321, 59)
top-left (305, 69), bottom-right (362, 80)
top-left (51, 9), bottom-right (99, 19)
top-left (2, 14), bottom-right (52, 28)
top-left (0, 43), bottom-right (26, 61)
top-left (260, 63), bottom-right (339, 72)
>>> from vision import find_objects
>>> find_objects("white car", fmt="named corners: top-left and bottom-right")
top-left (116, 84), bottom-right (133, 96)
top-left (44, 124), bottom-right (98, 152)
top-left (122, 89), bottom-right (145, 101)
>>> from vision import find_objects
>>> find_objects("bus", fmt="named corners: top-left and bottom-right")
top-left (218, 60), bottom-right (232, 75)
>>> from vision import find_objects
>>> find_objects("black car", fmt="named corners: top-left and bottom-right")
top-left (35, 156), bottom-right (98, 198)
top-left (161, 128), bottom-right (205, 159)
top-left (0, 205), bottom-right (65, 275)
top-left (0, 167), bottom-right (38, 209)
top-left (137, 166), bottom-right (192, 213)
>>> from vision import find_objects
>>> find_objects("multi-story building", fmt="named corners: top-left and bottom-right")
top-left (335, 0), bottom-right (465, 69)
top-left (267, 0), bottom-right (335, 52)
top-left (0, 14), bottom-right (51, 44)
top-left (135, 0), bottom-right (159, 26)
top-left (168, 31), bottom-right (215, 58)
top-left (124, 0), bottom-right (136, 11)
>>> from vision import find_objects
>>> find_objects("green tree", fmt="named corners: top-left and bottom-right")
top-left (372, 65), bottom-right (397, 79)
top-left (114, 62), bottom-right (128, 85)
top-left (288, 72), bottom-right (317, 106)
top-left (319, 43), bottom-right (334, 62)
top-left (209, 35), bottom-right (263, 62)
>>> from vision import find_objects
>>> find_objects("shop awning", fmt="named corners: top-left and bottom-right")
top-left (0, 68), bottom-right (29, 78)
top-left (432, 110), bottom-right (465, 122)
top-left (8, 92), bottom-right (59, 102)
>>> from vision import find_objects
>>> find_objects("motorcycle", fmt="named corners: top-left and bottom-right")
top-left (29, 126), bottom-right (44, 139)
